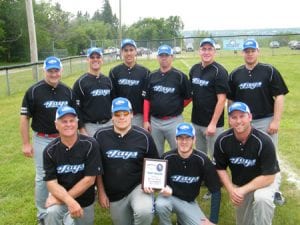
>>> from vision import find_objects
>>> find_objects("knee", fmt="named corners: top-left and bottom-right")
top-left (254, 189), bottom-right (274, 206)
top-left (155, 197), bottom-right (172, 215)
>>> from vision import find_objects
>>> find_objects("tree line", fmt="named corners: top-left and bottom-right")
top-left (0, 0), bottom-right (186, 62)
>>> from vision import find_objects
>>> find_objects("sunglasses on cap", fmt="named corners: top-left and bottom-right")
top-left (113, 111), bottom-right (130, 117)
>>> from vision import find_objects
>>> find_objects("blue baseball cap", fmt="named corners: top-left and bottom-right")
top-left (200, 38), bottom-right (216, 47)
top-left (243, 39), bottom-right (259, 50)
top-left (176, 123), bottom-right (195, 137)
top-left (228, 102), bottom-right (251, 115)
top-left (111, 97), bottom-right (132, 113)
top-left (157, 45), bottom-right (173, 56)
top-left (121, 38), bottom-right (137, 49)
top-left (43, 56), bottom-right (62, 70)
top-left (55, 105), bottom-right (77, 120)
top-left (87, 47), bottom-right (103, 57)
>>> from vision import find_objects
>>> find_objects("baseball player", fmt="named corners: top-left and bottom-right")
top-left (189, 38), bottom-right (230, 159)
top-left (152, 122), bottom-right (221, 225)
top-left (143, 44), bottom-right (192, 156)
top-left (94, 97), bottom-right (159, 225)
top-left (109, 38), bottom-right (150, 127)
top-left (73, 47), bottom-right (114, 136)
top-left (20, 56), bottom-right (77, 224)
top-left (228, 39), bottom-right (289, 149)
top-left (43, 105), bottom-right (102, 225)
top-left (214, 102), bottom-right (281, 225)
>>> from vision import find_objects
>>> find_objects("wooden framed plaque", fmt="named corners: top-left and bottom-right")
top-left (142, 158), bottom-right (167, 190)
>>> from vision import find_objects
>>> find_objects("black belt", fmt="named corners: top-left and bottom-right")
top-left (92, 119), bottom-right (110, 124)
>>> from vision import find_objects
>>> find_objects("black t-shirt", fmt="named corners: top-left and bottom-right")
top-left (109, 63), bottom-right (150, 114)
top-left (143, 67), bottom-right (192, 117)
top-left (73, 73), bottom-right (114, 123)
top-left (94, 125), bottom-right (159, 201)
top-left (228, 63), bottom-right (289, 119)
top-left (43, 134), bottom-right (102, 207)
top-left (21, 80), bottom-right (76, 134)
top-left (189, 62), bottom-right (230, 127)
top-left (162, 149), bottom-right (221, 202)
top-left (214, 128), bottom-right (280, 186)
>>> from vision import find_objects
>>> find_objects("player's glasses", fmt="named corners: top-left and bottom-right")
top-left (113, 111), bottom-right (130, 117)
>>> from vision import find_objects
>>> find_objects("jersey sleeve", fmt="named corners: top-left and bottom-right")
top-left (213, 137), bottom-right (229, 170)
top-left (20, 88), bottom-right (34, 117)
top-left (181, 73), bottom-right (192, 99)
top-left (142, 73), bottom-right (151, 100)
top-left (227, 72), bottom-right (236, 100)
top-left (270, 67), bottom-right (289, 96)
top-left (43, 146), bottom-right (57, 181)
top-left (146, 133), bottom-right (159, 159)
top-left (84, 138), bottom-right (103, 176)
top-left (202, 156), bottom-right (221, 193)
top-left (215, 67), bottom-right (230, 94)
top-left (259, 135), bottom-right (280, 175)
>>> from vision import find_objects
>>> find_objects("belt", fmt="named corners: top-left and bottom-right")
top-left (37, 132), bottom-right (59, 138)
top-left (93, 119), bottom-right (110, 124)
top-left (156, 115), bottom-right (177, 120)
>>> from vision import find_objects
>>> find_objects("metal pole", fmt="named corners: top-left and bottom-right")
top-left (119, 0), bottom-right (122, 43)
top-left (5, 69), bottom-right (11, 96)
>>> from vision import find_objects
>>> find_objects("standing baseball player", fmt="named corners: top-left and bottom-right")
top-left (189, 38), bottom-right (230, 159)
top-left (94, 97), bottom-right (159, 225)
top-left (43, 105), bottom-right (102, 225)
top-left (152, 122), bottom-right (221, 225)
top-left (214, 102), bottom-right (281, 225)
top-left (143, 44), bottom-right (192, 156)
top-left (20, 56), bottom-right (77, 224)
top-left (109, 38), bottom-right (150, 127)
top-left (228, 39), bottom-right (289, 149)
top-left (73, 47), bottom-right (114, 136)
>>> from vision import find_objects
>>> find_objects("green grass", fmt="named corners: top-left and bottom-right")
top-left (0, 50), bottom-right (299, 225)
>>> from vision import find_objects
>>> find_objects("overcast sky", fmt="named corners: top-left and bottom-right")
top-left (51, 0), bottom-right (300, 31)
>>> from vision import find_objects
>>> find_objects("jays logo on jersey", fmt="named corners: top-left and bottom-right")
top-left (57, 164), bottom-right (85, 174)
top-left (91, 89), bottom-right (111, 96)
top-left (230, 157), bottom-right (256, 167)
top-left (106, 150), bottom-right (138, 159)
top-left (171, 175), bottom-right (200, 184)
top-left (192, 78), bottom-right (209, 87)
top-left (44, 101), bottom-right (68, 108)
top-left (118, 79), bottom-right (140, 86)
top-left (153, 85), bottom-right (175, 94)
top-left (239, 82), bottom-right (262, 90)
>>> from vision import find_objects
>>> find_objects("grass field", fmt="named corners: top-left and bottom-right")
top-left (0, 49), bottom-right (299, 225)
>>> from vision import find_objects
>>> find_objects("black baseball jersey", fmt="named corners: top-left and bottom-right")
top-left (143, 68), bottom-right (192, 117)
top-left (162, 149), bottom-right (221, 202)
top-left (43, 134), bottom-right (102, 207)
top-left (73, 73), bottom-right (114, 123)
top-left (214, 128), bottom-right (280, 186)
top-left (228, 63), bottom-right (289, 119)
top-left (20, 80), bottom-right (76, 134)
top-left (189, 62), bottom-right (230, 127)
top-left (94, 125), bottom-right (159, 201)
top-left (109, 63), bottom-right (150, 114)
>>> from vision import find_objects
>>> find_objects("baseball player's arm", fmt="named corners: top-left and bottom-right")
top-left (20, 115), bottom-right (33, 157)
top-left (46, 179), bottom-right (84, 218)
top-left (143, 99), bottom-right (151, 132)
top-left (268, 94), bottom-right (284, 135)
top-left (96, 175), bottom-right (110, 208)
top-left (206, 93), bottom-right (227, 136)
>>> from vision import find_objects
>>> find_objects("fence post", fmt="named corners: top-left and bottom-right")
top-left (5, 69), bottom-right (11, 96)
top-left (35, 63), bottom-right (39, 82)
top-left (69, 58), bottom-right (72, 74)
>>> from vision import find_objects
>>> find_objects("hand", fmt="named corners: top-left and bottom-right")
top-left (22, 143), bottom-right (34, 158)
top-left (200, 218), bottom-right (216, 225)
top-left (229, 187), bottom-right (245, 206)
top-left (205, 123), bottom-right (216, 137)
top-left (143, 121), bottom-right (151, 132)
top-left (67, 199), bottom-right (84, 218)
top-left (160, 185), bottom-right (172, 197)
top-left (98, 191), bottom-right (110, 209)
top-left (45, 194), bottom-right (62, 208)
top-left (267, 120), bottom-right (279, 135)
top-left (143, 187), bottom-right (154, 194)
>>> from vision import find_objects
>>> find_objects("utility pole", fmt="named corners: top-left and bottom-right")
top-left (25, 0), bottom-right (38, 80)
top-left (119, 0), bottom-right (122, 43)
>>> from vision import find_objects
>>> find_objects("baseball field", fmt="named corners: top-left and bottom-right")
top-left (0, 48), bottom-right (299, 224)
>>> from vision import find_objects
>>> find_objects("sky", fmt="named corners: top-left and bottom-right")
top-left (50, 0), bottom-right (300, 31)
